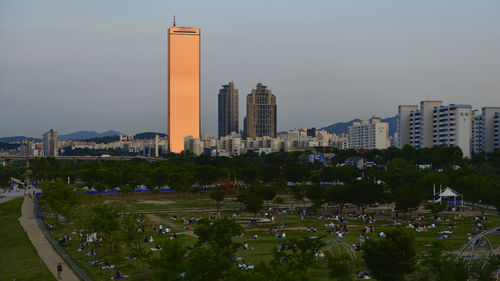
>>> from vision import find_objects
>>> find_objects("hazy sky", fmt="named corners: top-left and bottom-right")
top-left (1, 0), bottom-right (500, 137)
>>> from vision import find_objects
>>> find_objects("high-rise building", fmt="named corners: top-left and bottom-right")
top-left (401, 101), bottom-right (443, 149)
top-left (184, 136), bottom-right (204, 156)
top-left (42, 129), bottom-right (58, 157)
top-left (348, 117), bottom-right (389, 150)
top-left (397, 105), bottom-right (419, 148)
top-left (168, 23), bottom-right (201, 153)
top-left (218, 82), bottom-right (239, 137)
top-left (473, 107), bottom-right (500, 154)
top-left (245, 83), bottom-right (277, 139)
top-left (432, 104), bottom-right (472, 158)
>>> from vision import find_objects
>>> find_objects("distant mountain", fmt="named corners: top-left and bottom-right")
top-left (134, 132), bottom-right (167, 140)
top-left (58, 130), bottom-right (121, 140)
top-left (320, 115), bottom-right (397, 136)
top-left (0, 136), bottom-right (41, 143)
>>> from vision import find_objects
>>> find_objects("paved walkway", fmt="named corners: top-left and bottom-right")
top-left (0, 196), bottom-right (17, 204)
top-left (19, 197), bottom-right (80, 281)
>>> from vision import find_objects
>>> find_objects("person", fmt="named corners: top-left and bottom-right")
top-left (57, 263), bottom-right (63, 279)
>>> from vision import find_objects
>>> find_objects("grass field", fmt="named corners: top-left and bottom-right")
top-left (41, 193), bottom-right (500, 280)
top-left (0, 198), bottom-right (55, 281)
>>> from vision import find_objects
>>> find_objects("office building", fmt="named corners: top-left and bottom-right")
top-left (168, 23), bottom-right (201, 153)
top-left (42, 129), bottom-right (58, 157)
top-left (245, 83), bottom-right (277, 139)
top-left (432, 104), bottom-right (472, 158)
top-left (473, 107), bottom-right (500, 154)
top-left (218, 82), bottom-right (239, 137)
top-left (348, 117), bottom-right (389, 150)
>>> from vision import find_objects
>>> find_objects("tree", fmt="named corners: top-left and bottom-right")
top-left (283, 163), bottom-right (310, 183)
top-left (325, 185), bottom-right (349, 214)
top-left (425, 202), bottom-right (445, 219)
top-left (40, 178), bottom-right (77, 216)
top-left (393, 184), bottom-right (422, 220)
top-left (274, 236), bottom-right (325, 272)
top-left (305, 183), bottom-right (325, 210)
top-left (210, 178), bottom-right (231, 219)
top-left (150, 239), bottom-right (186, 280)
top-left (121, 213), bottom-right (148, 272)
top-left (418, 241), bottom-right (469, 281)
top-left (362, 227), bottom-right (416, 281)
top-left (291, 184), bottom-right (306, 208)
top-left (241, 190), bottom-right (264, 220)
top-left (348, 180), bottom-right (385, 214)
top-left (328, 254), bottom-right (353, 281)
top-left (260, 185), bottom-right (277, 210)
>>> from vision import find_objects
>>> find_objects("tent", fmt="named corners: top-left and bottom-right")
top-left (434, 186), bottom-right (463, 206)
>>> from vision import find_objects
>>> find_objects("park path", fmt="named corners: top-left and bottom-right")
top-left (0, 196), bottom-right (17, 204)
top-left (18, 197), bottom-right (80, 281)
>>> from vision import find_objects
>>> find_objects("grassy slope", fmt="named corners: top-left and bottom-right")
top-left (0, 198), bottom-right (55, 281)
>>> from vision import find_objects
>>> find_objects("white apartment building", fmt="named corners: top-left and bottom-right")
top-left (407, 101), bottom-right (443, 149)
top-left (348, 117), bottom-right (389, 150)
top-left (184, 136), bottom-right (204, 156)
top-left (397, 105), bottom-right (419, 148)
top-left (473, 107), bottom-right (500, 154)
top-left (432, 104), bottom-right (472, 158)
top-left (217, 135), bottom-right (244, 156)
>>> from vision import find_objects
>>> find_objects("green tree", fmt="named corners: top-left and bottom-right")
top-left (325, 185), bottom-right (349, 214)
top-left (305, 183), bottom-right (325, 210)
top-left (418, 241), bottom-right (468, 281)
top-left (274, 236), bottom-right (325, 272)
top-left (348, 180), bottom-right (385, 214)
top-left (393, 184), bottom-right (422, 220)
top-left (40, 178), bottom-right (77, 216)
top-left (362, 227), bottom-right (416, 281)
top-left (424, 202), bottom-right (445, 219)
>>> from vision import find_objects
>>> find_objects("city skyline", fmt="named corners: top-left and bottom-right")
top-left (1, 1), bottom-right (500, 137)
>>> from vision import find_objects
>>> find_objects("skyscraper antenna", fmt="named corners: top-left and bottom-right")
top-left (173, 16), bottom-right (176, 27)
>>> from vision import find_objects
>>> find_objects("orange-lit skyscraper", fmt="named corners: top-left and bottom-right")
top-left (168, 24), bottom-right (201, 153)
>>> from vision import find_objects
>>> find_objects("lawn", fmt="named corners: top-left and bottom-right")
top-left (40, 194), bottom-right (500, 281)
top-left (0, 198), bottom-right (55, 281)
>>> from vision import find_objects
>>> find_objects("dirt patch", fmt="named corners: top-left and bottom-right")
top-left (87, 192), bottom-right (193, 201)
top-left (136, 200), bottom-right (175, 205)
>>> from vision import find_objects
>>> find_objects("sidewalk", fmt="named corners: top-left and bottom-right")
top-left (18, 197), bottom-right (80, 281)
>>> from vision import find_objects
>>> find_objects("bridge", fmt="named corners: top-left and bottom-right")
top-left (0, 155), bottom-right (161, 167)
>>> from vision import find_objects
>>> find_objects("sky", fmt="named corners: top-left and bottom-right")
top-left (1, 0), bottom-right (500, 137)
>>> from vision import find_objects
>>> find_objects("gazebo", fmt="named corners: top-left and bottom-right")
top-left (434, 186), bottom-right (463, 206)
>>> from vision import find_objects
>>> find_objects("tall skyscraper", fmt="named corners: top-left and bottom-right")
top-left (245, 83), bottom-right (277, 139)
top-left (218, 82), bottom-right (239, 138)
top-left (42, 129), bottom-right (58, 157)
top-left (168, 22), bottom-right (201, 153)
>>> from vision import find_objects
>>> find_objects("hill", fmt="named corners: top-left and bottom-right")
top-left (58, 130), bottom-right (121, 140)
top-left (320, 115), bottom-right (397, 136)
top-left (134, 132), bottom-right (167, 140)
top-left (0, 136), bottom-right (41, 143)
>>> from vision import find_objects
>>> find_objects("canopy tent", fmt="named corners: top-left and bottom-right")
top-left (434, 186), bottom-right (463, 206)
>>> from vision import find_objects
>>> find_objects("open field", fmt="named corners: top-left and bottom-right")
top-left (41, 193), bottom-right (500, 280)
top-left (0, 198), bottom-right (55, 281)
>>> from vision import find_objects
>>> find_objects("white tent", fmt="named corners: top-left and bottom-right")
top-left (434, 186), bottom-right (463, 206)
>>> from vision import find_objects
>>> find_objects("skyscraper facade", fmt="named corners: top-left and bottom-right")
top-left (42, 129), bottom-right (58, 157)
top-left (245, 83), bottom-right (277, 139)
top-left (168, 25), bottom-right (201, 153)
top-left (218, 82), bottom-right (239, 138)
